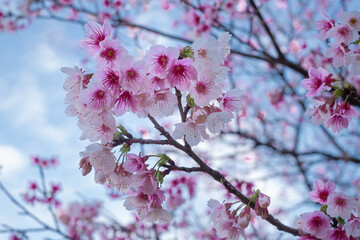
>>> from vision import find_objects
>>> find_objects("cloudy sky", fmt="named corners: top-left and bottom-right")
top-left (0, 19), bottom-right (117, 237)
top-left (0, 4), bottom-right (179, 236)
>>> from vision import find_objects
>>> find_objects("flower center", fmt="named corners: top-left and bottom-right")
top-left (158, 55), bottom-right (168, 66)
top-left (198, 49), bottom-right (208, 58)
top-left (126, 68), bottom-right (138, 81)
top-left (172, 65), bottom-right (185, 78)
top-left (100, 48), bottom-right (117, 61)
top-left (338, 27), bottom-right (349, 36)
top-left (350, 18), bottom-right (358, 26)
top-left (95, 90), bottom-right (105, 99)
top-left (196, 83), bottom-right (206, 93)
top-left (336, 198), bottom-right (345, 207)
top-left (312, 217), bottom-right (321, 227)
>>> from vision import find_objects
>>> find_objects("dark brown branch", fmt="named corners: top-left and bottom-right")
top-left (248, 0), bottom-right (284, 60)
top-left (112, 137), bottom-right (171, 148)
top-left (175, 88), bottom-right (187, 122)
top-left (0, 181), bottom-right (73, 240)
top-left (147, 115), bottom-right (300, 237)
top-left (222, 130), bottom-right (360, 164)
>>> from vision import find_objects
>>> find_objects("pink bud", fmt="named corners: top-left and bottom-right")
top-left (258, 193), bottom-right (270, 208)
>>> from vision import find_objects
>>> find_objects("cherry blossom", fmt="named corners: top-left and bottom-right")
top-left (338, 11), bottom-right (360, 31)
top-left (309, 179), bottom-right (335, 204)
top-left (301, 67), bottom-right (332, 98)
top-left (166, 58), bottom-right (197, 91)
top-left (299, 211), bottom-right (331, 239)
top-left (78, 82), bottom-right (113, 113)
top-left (344, 216), bottom-right (360, 238)
top-left (327, 192), bottom-right (356, 219)
top-left (79, 20), bottom-right (112, 55)
top-left (189, 70), bottom-right (222, 106)
top-left (97, 39), bottom-right (126, 68)
top-left (144, 45), bottom-right (179, 77)
top-left (327, 24), bottom-right (354, 45)
top-left (173, 119), bottom-right (209, 146)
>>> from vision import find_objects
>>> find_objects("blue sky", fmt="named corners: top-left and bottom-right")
top-left (0, 19), bottom-right (117, 237)
top-left (0, 8), bottom-right (178, 238)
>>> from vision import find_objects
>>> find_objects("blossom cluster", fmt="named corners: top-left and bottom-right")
top-left (166, 176), bottom-right (196, 209)
top-left (57, 201), bottom-right (101, 240)
top-left (302, 11), bottom-right (360, 133)
top-left (61, 19), bottom-right (241, 224)
top-left (208, 190), bottom-right (270, 240)
top-left (22, 156), bottom-right (61, 207)
top-left (296, 179), bottom-right (360, 240)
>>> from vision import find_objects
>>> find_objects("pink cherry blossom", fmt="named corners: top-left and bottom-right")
top-left (219, 88), bottom-right (242, 112)
top-left (328, 227), bottom-right (349, 240)
top-left (305, 100), bottom-right (331, 126)
top-left (144, 45), bottom-right (179, 77)
top-left (93, 67), bottom-right (120, 95)
top-left (79, 110), bottom-right (117, 144)
top-left (238, 207), bottom-right (251, 228)
top-left (207, 199), bottom-right (225, 224)
top-left (215, 218), bottom-right (244, 240)
top-left (338, 102), bottom-right (359, 121)
top-left (345, 48), bottom-right (360, 75)
top-left (97, 38), bottom-right (125, 67)
top-left (166, 189), bottom-right (185, 209)
top-left (148, 75), bottom-right (169, 90)
top-left (123, 153), bottom-right (148, 173)
top-left (173, 119), bottom-right (209, 146)
top-left (166, 58), bottom-right (197, 91)
top-left (325, 43), bottom-right (348, 68)
top-left (61, 66), bottom-right (90, 103)
top-left (79, 82), bottom-right (113, 113)
top-left (189, 70), bottom-right (222, 106)
top-left (327, 192), bottom-right (356, 219)
top-left (327, 24), bottom-right (354, 45)
top-left (119, 55), bottom-right (147, 93)
top-left (344, 216), bottom-right (360, 238)
top-left (309, 179), bottom-right (335, 204)
top-left (300, 211), bottom-right (331, 239)
top-left (79, 20), bottom-right (112, 55)
top-left (107, 165), bottom-right (132, 193)
top-left (79, 157), bottom-right (92, 176)
top-left (113, 90), bottom-right (138, 116)
top-left (339, 11), bottom-right (360, 31)
top-left (146, 207), bottom-right (172, 223)
top-left (301, 67), bottom-right (332, 98)
top-left (258, 192), bottom-right (270, 208)
top-left (148, 189), bottom-right (166, 208)
top-left (205, 109), bottom-right (232, 134)
top-left (326, 110), bottom-right (350, 134)
top-left (147, 89), bottom-right (177, 117)
top-left (132, 170), bottom-right (158, 195)
top-left (316, 12), bottom-right (335, 40)
top-left (80, 143), bottom-right (116, 174)
top-left (123, 192), bottom-right (148, 211)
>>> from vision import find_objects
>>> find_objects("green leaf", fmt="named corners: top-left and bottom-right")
top-left (186, 94), bottom-right (196, 108)
top-left (353, 37), bottom-right (360, 45)
top-left (333, 89), bottom-right (343, 98)
top-left (117, 125), bottom-right (128, 134)
top-left (179, 46), bottom-right (194, 59)
top-left (155, 171), bottom-right (164, 184)
top-left (120, 144), bottom-right (130, 153)
top-left (320, 205), bottom-right (328, 214)
top-left (337, 216), bottom-right (345, 226)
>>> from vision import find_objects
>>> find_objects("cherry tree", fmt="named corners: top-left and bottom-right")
top-left (0, 0), bottom-right (359, 239)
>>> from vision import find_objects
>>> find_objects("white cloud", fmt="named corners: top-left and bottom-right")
top-left (0, 145), bottom-right (26, 179)
top-left (35, 43), bottom-right (64, 72)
